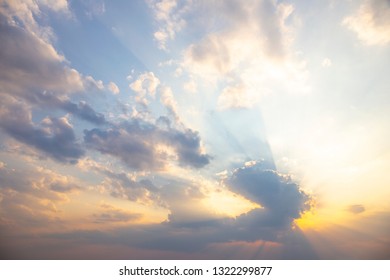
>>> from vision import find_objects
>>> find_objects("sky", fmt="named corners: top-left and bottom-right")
top-left (0, 0), bottom-right (389, 259)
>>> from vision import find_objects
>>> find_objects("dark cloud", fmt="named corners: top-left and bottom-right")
top-left (94, 167), bottom-right (161, 203)
top-left (84, 125), bottom-right (161, 170)
top-left (23, 91), bottom-right (106, 125)
top-left (3, 159), bottom-right (389, 260)
top-left (146, 160), bottom-right (312, 248)
top-left (168, 128), bottom-right (211, 168)
top-left (93, 211), bottom-right (141, 224)
top-left (0, 98), bottom-right (84, 163)
top-left (98, 160), bottom-right (312, 251)
top-left (50, 183), bottom-right (80, 193)
top-left (60, 100), bottom-right (106, 125)
top-left (93, 204), bottom-right (142, 224)
top-left (84, 119), bottom-right (210, 170)
top-left (226, 160), bottom-right (311, 227)
top-left (347, 204), bottom-right (365, 214)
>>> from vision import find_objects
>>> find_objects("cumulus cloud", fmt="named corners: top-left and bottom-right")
top-left (0, 0), bottom-right (107, 98)
top-left (225, 160), bottom-right (311, 230)
top-left (185, 34), bottom-right (232, 76)
top-left (0, 16), bottom-right (84, 96)
top-left (129, 72), bottom-right (160, 104)
top-left (343, 0), bottom-right (390, 46)
top-left (24, 159), bottom-right (312, 256)
top-left (84, 118), bottom-right (210, 171)
top-left (182, 1), bottom-right (294, 73)
top-left (0, 1), bottom-right (111, 163)
top-left (174, 0), bottom-right (306, 109)
top-left (87, 162), bottom-right (160, 203)
top-left (60, 100), bottom-right (106, 125)
top-left (108, 82), bottom-right (120, 94)
top-left (116, 160), bottom-right (312, 249)
top-left (0, 98), bottom-right (84, 164)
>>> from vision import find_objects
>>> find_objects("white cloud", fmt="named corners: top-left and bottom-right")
top-left (159, 86), bottom-right (179, 119)
top-left (108, 82), bottom-right (120, 94)
top-left (217, 83), bottom-right (254, 110)
top-left (343, 0), bottom-right (390, 46)
top-left (178, 0), bottom-right (307, 109)
top-left (0, 97), bottom-right (85, 163)
top-left (0, 1), bottom-right (106, 99)
top-left (147, 0), bottom-right (188, 49)
top-left (129, 72), bottom-right (161, 104)
top-left (37, 0), bottom-right (70, 13)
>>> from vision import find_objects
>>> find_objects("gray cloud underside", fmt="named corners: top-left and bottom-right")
top-left (84, 119), bottom-right (211, 170)
top-left (0, 99), bottom-right (84, 163)
top-left (226, 161), bottom-right (310, 223)
top-left (31, 160), bottom-right (312, 254)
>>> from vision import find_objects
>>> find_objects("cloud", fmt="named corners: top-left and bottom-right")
top-left (0, 98), bottom-right (84, 164)
top-left (108, 82), bottom-right (120, 94)
top-left (347, 204), bottom-right (366, 214)
top-left (147, 0), bottom-right (187, 49)
top-left (129, 72), bottom-right (160, 104)
top-left (0, 1), bottom-right (106, 98)
top-left (91, 164), bottom-right (160, 203)
top-left (104, 160), bottom-right (312, 251)
top-left (80, 0), bottom-right (106, 19)
top-left (0, 1), bottom-right (110, 163)
top-left (37, 0), bottom-right (70, 14)
top-left (0, 16), bottom-right (84, 96)
top-left (159, 86), bottom-right (179, 119)
top-left (0, 0), bottom-right (69, 40)
top-left (60, 100), bottom-right (106, 125)
top-left (227, 160), bottom-right (310, 219)
top-left (185, 34), bottom-right (232, 76)
top-left (181, 0), bottom-right (294, 74)
top-left (84, 118), bottom-right (210, 171)
top-left (343, 0), bottom-right (390, 46)
top-left (0, 163), bottom-right (80, 231)
top-left (4, 211), bottom-right (390, 259)
top-left (93, 204), bottom-right (142, 224)
top-left (31, 157), bottom-right (313, 254)
top-left (0, 5), bottom-right (106, 124)
top-left (217, 83), bottom-right (257, 110)
top-left (174, 0), bottom-right (307, 109)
